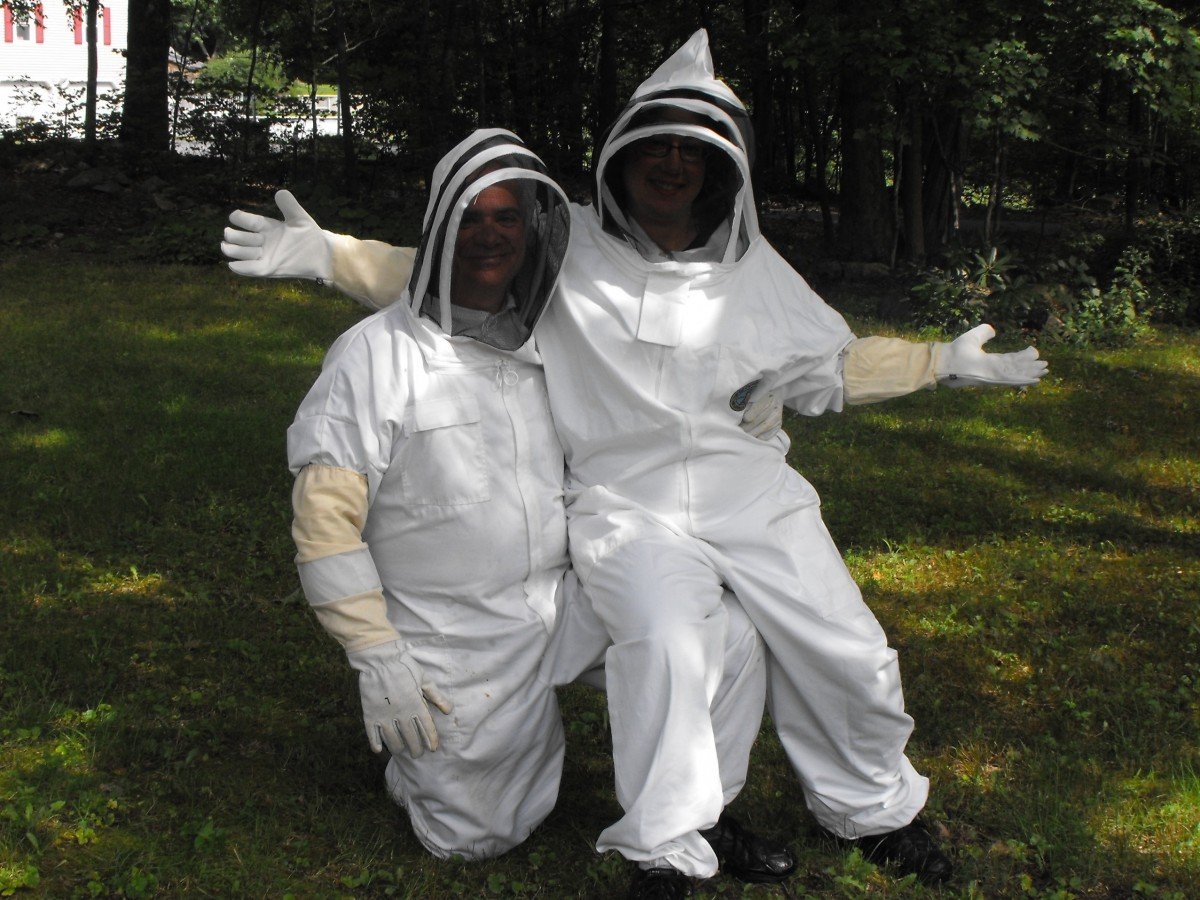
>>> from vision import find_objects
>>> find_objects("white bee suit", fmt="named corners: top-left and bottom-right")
top-left (532, 32), bottom-right (933, 872)
top-left (288, 132), bottom-right (578, 859)
top-left (293, 305), bottom-right (574, 858)
top-left (283, 130), bottom-right (767, 863)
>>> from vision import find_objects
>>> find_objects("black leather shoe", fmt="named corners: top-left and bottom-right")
top-left (627, 866), bottom-right (693, 899)
top-left (700, 814), bottom-right (797, 883)
top-left (853, 818), bottom-right (953, 884)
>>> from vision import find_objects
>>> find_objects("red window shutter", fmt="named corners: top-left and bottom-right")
top-left (34, 4), bottom-right (44, 43)
top-left (102, 6), bottom-right (110, 45)
top-left (73, 8), bottom-right (82, 44)
top-left (4, 6), bottom-right (13, 44)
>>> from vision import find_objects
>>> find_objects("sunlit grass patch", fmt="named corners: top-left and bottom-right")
top-left (1, 256), bottom-right (1198, 896)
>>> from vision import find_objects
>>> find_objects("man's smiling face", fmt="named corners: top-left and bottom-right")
top-left (450, 181), bottom-right (527, 313)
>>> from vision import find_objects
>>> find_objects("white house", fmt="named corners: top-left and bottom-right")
top-left (0, 1), bottom-right (128, 131)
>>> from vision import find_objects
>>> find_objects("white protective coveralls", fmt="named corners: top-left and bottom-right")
top-left (525, 34), bottom-right (933, 874)
top-left (236, 39), bottom-right (1042, 876)
top-left (282, 130), bottom-right (767, 863)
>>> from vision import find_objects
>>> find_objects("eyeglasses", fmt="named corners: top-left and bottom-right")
top-left (634, 137), bottom-right (708, 164)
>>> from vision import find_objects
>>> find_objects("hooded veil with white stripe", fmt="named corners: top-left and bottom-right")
top-left (593, 30), bottom-right (759, 263)
top-left (406, 129), bottom-right (570, 351)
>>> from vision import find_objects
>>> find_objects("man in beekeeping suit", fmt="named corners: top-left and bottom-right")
top-left (226, 34), bottom-right (1047, 896)
top-left (276, 129), bottom-right (770, 870)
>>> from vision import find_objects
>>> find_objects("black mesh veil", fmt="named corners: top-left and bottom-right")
top-left (589, 31), bottom-right (760, 263)
top-left (406, 130), bottom-right (570, 352)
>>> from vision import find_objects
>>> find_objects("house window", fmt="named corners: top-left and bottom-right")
top-left (73, 6), bottom-right (111, 46)
top-left (3, 3), bottom-right (44, 42)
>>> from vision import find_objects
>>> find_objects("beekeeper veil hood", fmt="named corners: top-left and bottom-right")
top-left (594, 29), bottom-right (759, 262)
top-left (407, 129), bottom-right (570, 351)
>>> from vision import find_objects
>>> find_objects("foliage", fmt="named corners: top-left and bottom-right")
top-left (0, 83), bottom-right (122, 144)
top-left (911, 245), bottom-right (1030, 332)
top-left (193, 50), bottom-right (287, 96)
top-left (1, 257), bottom-right (1197, 896)
top-left (1041, 248), bottom-right (1151, 347)
top-left (909, 224), bottom-right (1190, 346)
top-left (1125, 213), bottom-right (1200, 324)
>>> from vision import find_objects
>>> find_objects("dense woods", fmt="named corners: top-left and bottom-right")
top-left (110, 0), bottom-right (1199, 262)
top-left (6, 0), bottom-right (1200, 323)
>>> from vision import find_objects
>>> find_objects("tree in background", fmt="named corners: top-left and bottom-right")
top-left (121, 0), bottom-right (172, 150)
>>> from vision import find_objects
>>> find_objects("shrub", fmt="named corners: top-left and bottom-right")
top-left (1039, 248), bottom-right (1149, 346)
top-left (1129, 213), bottom-right (1200, 324)
top-left (911, 241), bottom-right (1160, 347)
top-left (911, 246), bottom-right (1026, 332)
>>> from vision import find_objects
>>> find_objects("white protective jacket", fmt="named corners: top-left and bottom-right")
top-left (534, 31), bottom-right (932, 869)
top-left (288, 131), bottom-right (576, 860)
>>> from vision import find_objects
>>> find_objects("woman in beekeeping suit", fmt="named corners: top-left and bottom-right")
top-left (226, 33), bottom-right (1046, 896)
top-left (277, 129), bottom-right (769, 870)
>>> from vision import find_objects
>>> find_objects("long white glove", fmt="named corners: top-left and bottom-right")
top-left (935, 324), bottom-right (1047, 388)
top-left (221, 189), bottom-right (333, 282)
top-left (740, 391), bottom-right (784, 439)
top-left (346, 640), bottom-right (453, 758)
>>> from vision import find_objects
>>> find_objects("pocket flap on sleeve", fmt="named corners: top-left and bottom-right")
top-left (404, 395), bottom-right (481, 432)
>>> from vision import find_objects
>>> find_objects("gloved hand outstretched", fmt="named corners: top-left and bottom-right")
top-left (739, 391), bottom-right (784, 440)
top-left (221, 189), bottom-right (333, 282)
top-left (346, 640), bottom-right (453, 758)
top-left (936, 324), bottom-right (1047, 388)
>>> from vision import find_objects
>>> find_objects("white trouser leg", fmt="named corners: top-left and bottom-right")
top-left (714, 505), bottom-right (928, 838)
top-left (584, 532), bottom-right (761, 877)
top-left (712, 593), bottom-right (765, 807)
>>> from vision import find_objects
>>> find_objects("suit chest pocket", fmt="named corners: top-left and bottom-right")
top-left (399, 395), bottom-right (491, 506)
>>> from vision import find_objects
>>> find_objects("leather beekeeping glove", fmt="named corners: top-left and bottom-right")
top-left (739, 391), bottom-right (784, 440)
top-left (222, 189), bottom-right (333, 282)
top-left (346, 640), bottom-right (454, 758)
top-left (935, 324), bottom-right (1047, 388)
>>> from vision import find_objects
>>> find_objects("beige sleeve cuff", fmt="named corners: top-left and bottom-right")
top-left (292, 464), bottom-right (370, 563)
top-left (328, 233), bottom-right (416, 311)
top-left (311, 589), bottom-right (400, 653)
top-left (842, 336), bottom-right (939, 405)
top-left (292, 465), bottom-right (400, 651)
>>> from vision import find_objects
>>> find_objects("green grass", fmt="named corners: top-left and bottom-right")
top-left (1, 255), bottom-right (1197, 897)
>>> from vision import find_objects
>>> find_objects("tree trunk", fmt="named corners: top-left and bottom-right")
top-left (240, 0), bottom-right (265, 162)
top-left (594, 0), bottom-right (618, 153)
top-left (800, 66), bottom-right (835, 247)
top-left (922, 112), bottom-right (963, 253)
top-left (333, 0), bottom-right (357, 194)
top-left (170, 0), bottom-right (203, 152)
top-left (84, 0), bottom-right (98, 150)
top-left (120, 0), bottom-right (172, 151)
top-left (837, 67), bottom-right (891, 262)
top-left (1125, 88), bottom-right (1144, 233)
top-left (898, 85), bottom-right (925, 263)
top-left (744, 0), bottom-right (773, 181)
top-left (308, 0), bottom-right (320, 175)
top-left (781, 70), bottom-right (796, 187)
top-left (985, 128), bottom-right (1005, 246)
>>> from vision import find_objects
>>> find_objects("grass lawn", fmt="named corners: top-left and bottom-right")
top-left (1, 255), bottom-right (1196, 897)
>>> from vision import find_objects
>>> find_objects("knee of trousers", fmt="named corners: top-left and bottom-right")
top-left (384, 720), bottom-right (565, 860)
top-left (582, 539), bottom-right (724, 641)
top-left (604, 615), bottom-right (729, 696)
